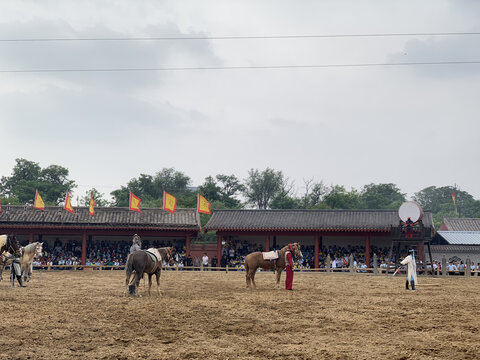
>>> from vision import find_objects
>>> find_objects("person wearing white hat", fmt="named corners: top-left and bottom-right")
top-left (401, 248), bottom-right (417, 291)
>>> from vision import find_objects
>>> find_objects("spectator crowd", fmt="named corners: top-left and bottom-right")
top-left (29, 238), bottom-right (480, 274)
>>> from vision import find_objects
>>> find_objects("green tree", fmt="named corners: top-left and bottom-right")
top-left (198, 176), bottom-right (222, 203)
top-left (270, 194), bottom-right (300, 209)
top-left (244, 168), bottom-right (291, 209)
top-left (80, 188), bottom-right (110, 207)
top-left (300, 179), bottom-right (328, 209)
top-left (198, 174), bottom-right (245, 209)
top-left (216, 174), bottom-right (245, 198)
top-left (0, 158), bottom-right (76, 205)
top-left (359, 183), bottom-right (405, 209)
top-left (323, 185), bottom-right (360, 209)
top-left (110, 168), bottom-right (193, 207)
top-left (413, 185), bottom-right (480, 227)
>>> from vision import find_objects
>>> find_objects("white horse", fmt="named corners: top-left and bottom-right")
top-left (1, 241), bottom-right (44, 282)
top-left (21, 242), bottom-right (43, 282)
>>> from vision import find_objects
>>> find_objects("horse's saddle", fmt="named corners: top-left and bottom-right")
top-left (262, 250), bottom-right (279, 261)
top-left (146, 248), bottom-right (162, 263)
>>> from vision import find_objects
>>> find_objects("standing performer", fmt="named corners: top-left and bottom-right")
top-left (130, 234), bottom-right (142, 253)
top-left (401, 248), bottom-right (417, 291)
top-left (9, 247), bottom-right (26, 287)
top-left (285, 243), bottom-right (294, 290)
top-left (404, 217), bottom-right (415, 239)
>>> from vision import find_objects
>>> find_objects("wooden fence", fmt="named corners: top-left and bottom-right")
top-left (28, 263), bottom-right (480, 277)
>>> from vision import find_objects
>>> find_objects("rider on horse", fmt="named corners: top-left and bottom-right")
top-left (130, 234), bottom-right (142, 253)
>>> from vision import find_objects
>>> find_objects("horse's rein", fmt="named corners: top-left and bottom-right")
top-left (8, 241), bottom-right (19, 256)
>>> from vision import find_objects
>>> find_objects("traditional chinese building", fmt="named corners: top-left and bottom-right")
top-left (433, 217), bottom-right (480, 263)
top-left (205, 209), bottom-right (435, 268)
top-left (0, 205), bottom-right (201, 265)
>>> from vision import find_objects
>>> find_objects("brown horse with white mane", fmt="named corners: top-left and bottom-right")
top-left (244, 242), bottom-right (303, 289)
top-left (125, 247), bottom-right (175, 296)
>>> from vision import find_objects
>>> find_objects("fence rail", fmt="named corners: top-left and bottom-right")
top-left (22, 264), bottom-right (480, 277)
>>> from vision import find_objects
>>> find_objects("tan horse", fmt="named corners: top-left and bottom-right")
top-left (244, 242), bottom-right (303, 289)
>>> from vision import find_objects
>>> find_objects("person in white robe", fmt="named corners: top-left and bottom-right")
top-left (400, 249), bottom-right (417, 291)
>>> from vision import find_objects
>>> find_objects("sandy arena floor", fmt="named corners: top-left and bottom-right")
top-left (0, 269), bottom-right (479, 360)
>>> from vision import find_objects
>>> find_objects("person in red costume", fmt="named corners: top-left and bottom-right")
top-left (285, 243), bottom-right (294, 290)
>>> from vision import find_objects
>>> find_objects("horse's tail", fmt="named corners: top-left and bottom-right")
top-left (125, 253), bottom-right (137, 286)
top-left (126, 253), bottom-right (134, 277)
top-left (126, 253), bottom-right (133, 271)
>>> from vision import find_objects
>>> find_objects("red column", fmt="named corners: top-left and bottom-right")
top-left (217, 235), bottom-right (222, 267)
top-left (314, 234), bottom-right (319, 269)
top-left (186, 235), bottom-right (191, 257)
top-left (365, 235), bottom-right (371, 271)
top-left (265, 235), bottom-right (270, 251)
top-left (29, 233), bottom-right (34, 243)
top-left (81, 232), bottom-right (87, 265)
top-left (417, 241), bottom-right (423, 262)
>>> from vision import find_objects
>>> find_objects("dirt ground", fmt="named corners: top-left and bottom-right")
top-left (1, 270), bottom-right (479, 360)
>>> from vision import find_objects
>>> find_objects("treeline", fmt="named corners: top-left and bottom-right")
top-left (1, 158), bottom-right (479, 228)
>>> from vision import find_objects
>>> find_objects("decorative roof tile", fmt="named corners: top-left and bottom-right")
top-left (204, 209), bottom-right (434, 232)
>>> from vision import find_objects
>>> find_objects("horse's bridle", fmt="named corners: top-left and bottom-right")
top-left (7, 237), bottom-right (20, 256)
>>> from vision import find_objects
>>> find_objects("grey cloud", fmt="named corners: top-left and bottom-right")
top-left (388, 36), bottom-right (480, 78)
top-left (0, 19), bottom-right (222, 90)
top-left (0, 85), bottom-right (209, 142)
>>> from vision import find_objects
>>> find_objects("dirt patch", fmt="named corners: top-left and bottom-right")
top-left (1, 270), bottom-right (479, 359)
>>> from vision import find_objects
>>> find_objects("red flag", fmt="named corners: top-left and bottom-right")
top-left (129, 192), bottom-right (141, 213)
top-left (89, 195), bottom-right (95, 216)
top-left (163, 191), bottom-right (177, 214)
top-left (64, 192), bottom-right (74, 214)
top-left (197, 194), bottom-right (211, 215)
top-left (34, 190), bottom-right (45, 210)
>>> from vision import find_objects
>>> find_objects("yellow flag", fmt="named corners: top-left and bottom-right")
top-left (163, 191), bottom-right (177, 214)
top-left (64, 192), bottom-right (74, 214)
top-left (451, 193), bottom-right (458, 216)
top-left (197, 194), bottom-right (211, 214)
top-left (89, 195), bottom-right (95, 216)
top-left (129, 192), bottom-right (141, 213)
top-left (34, 190), bottom-right (45, 210)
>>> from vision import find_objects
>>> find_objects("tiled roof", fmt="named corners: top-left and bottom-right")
top-left (441, 218), bottom-right (480, 231)
top-left (431, 244), bottom-right (480, 253)
top-left (436, 231), bottom-right (480, 245)
top-left (204, 209), bottom-right (434, 232)
top-left (0, 205), bottom-right (200, 231)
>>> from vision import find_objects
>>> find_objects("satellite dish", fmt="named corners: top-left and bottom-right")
top-left (398, 201), bottom-right (423, 223)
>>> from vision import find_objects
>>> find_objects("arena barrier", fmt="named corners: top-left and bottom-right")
top-left (25, 264), bottom-right (480, 277)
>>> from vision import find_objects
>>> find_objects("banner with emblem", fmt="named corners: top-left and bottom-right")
top-left (64, 192), bottom-right (74, 214)
top-left (89, 195), bottom-right (96, 216)
top-left (129, 192), bottom-right (142, 213)
top-left (197, 194), bottom-right (211, 215)
top-left (163, 191), bottom-right (177, 214)
top-left (34, 190), bottom-right (45, 210)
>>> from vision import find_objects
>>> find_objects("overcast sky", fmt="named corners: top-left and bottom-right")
top-left (1, 0), bottom-right (479, 203)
